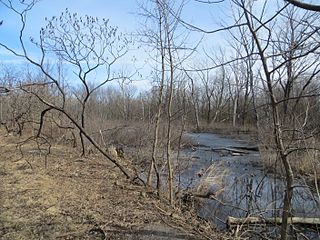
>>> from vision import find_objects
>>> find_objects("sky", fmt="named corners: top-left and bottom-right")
top-left (0, 0), bottom-right (228, 49)
top-left (0, 0), bottom-right (231, 90)
top-left (0, 0), bottom-right (301, 90)
top-left (0, 1), bottom-right (142, 61)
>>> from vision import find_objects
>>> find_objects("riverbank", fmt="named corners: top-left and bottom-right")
top-left (188, 123), bottom-right (258, 142)
top-left (0, 131), bottom-right (224, 240)
top-left (191, 123), bottom-right (320, 185)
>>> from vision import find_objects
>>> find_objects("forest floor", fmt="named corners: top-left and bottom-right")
top-left (0, 131), bottom-right (224, 240)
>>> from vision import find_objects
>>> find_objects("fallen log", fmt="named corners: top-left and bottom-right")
top-left (224, 147), bottom-right (248, 154)
top-left (226, 216), bottom-right (320, 229)
top-left (232, 146), bottom-right (259, 152)
top-left (211, 147), bottom-right (248, 154)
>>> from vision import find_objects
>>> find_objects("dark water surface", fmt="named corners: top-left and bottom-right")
top-left (181, 132), bottom-right (320, 237)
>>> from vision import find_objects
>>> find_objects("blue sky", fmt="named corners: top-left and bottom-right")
top-left (0, 1), bottom-right (141, 57)
top-left (0, 0), bottom-right (286, 90)
top-left (0, 0), bottom-right (309, 63)
top-left (0, 0), bottom-right (228, 56)
top-left (0, 0), bottom-right (231, 89)
top-left (0, 1), bottom-right (144, 89)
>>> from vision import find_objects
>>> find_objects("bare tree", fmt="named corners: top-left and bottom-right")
top-left (198, 67), bottom-right (215, 124)
top-left (227, 16), bottom-right (258, 126)
top-left (40, 9), bottom-right (131, 156)
top-left (138, 0), bottom-right (166, 192)
top-left (231, 1), bottom-right (320, 239)
top-left (138, 0), bottom-right (189, 205)
top-left (156, 0), bottom-right (183, 205)
top-left (0, 0), bottom-right (133, 179)
top-left (184, 71), bottom-right (201, 130)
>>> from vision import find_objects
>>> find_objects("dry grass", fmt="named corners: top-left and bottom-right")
top-left (195, 164), bottom-right (228, 198)
top-left (0, 130), bottom-right (224, 240)
top-left (190, 122), bottom-right (257, 135)
top-left (258, 129), bottom-right (320, 184)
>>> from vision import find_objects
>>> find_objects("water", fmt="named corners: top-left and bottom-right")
top-left (181, 132), bottom-right (320, 237)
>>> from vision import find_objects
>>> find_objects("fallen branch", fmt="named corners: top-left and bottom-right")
top-left (232, 146), bottom-right (259, 152)
top-left (211, 147), bottom-right (248, 154)
top-left (226, 216), bottom-right (320, 229)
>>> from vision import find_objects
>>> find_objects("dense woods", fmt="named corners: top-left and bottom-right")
top-left (1, 0), bottom-right (320, 239)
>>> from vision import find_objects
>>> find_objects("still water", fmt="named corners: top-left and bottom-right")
top-left (181, 132), bottom-right (320, 237)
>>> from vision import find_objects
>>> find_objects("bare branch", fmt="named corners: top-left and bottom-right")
top-left (286, 0), bottom-right (320, 12)
top-left (194, 0), bottom-right (224, 3)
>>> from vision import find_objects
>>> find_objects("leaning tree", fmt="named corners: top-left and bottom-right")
top-left (0, 0), bottom-right (135, 179)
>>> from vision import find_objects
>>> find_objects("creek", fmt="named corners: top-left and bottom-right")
top-left (181, 132), bottom-right (320, 237)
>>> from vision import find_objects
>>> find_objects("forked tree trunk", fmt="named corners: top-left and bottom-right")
top-left (163, 0), bottom-right (175, 205)
top-left (146, 4), bottom-right (166, 194)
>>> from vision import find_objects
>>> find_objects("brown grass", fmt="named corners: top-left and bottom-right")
top-left (258, 130), bottom-right (320, 184)
top-left (0, 130), bottom-right (224, 240)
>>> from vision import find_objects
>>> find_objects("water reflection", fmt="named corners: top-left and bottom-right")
top-left (182, 132), bottom-right (320, 237)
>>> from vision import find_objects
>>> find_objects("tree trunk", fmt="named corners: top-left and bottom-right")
top-left (146, 9), bottom-right (165, 193)
top-left (241, 5), bottom-right (294, 240)
top-left (232, 95), bottom-right (238, 127)
top-left (164, 4), bottom-right (175, 205)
